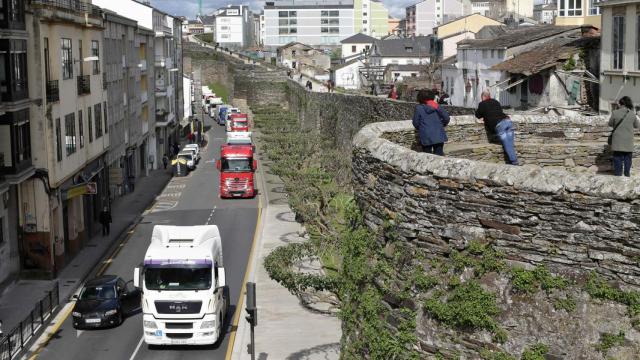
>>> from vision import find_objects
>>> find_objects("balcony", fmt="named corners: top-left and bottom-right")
top-left (154, 24), bottom-right (172, 37)
top-left (77, 75), bottom-right (90, 96)
top-left (31, 0), bottom-right (102, 27)
top-left (140, 59), bottom-right (147, 72)
top-left (46, 80), bottom-right (60, 103)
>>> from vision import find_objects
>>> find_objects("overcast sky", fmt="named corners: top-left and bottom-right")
top-left (150, 0), bottom-right (417, 19)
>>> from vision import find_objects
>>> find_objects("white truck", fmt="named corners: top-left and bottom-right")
top-left (134, 225), bottom-right (228, 346)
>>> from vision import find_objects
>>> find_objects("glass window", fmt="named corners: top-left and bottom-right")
top-left (613, 15), bottom-right (625, 70)
top-left (65, 113), bottom-right (76, 156)
top-left (321, 11), bottom-right (328, 16)
top-left (91, 40), bottom-right (100, 75)
top-left (589, 0), bottom-right (600, 15)
top-left (78, 39), bottom-right (83, 76)
top-left (103, 101), bottom-right (108, 134)
top-left (329, 11), bottom-right (339, 17)
top-left (94, 103), bottom-right (102, 138)
top-left (352, 45), bottom-right (357, 52)
top-left (0, 39), bottom-right (28, 102)
top-left (55, 118), bottom-right (62, 161)
top-left (560, 0), bottom-right (583, 16)
top-left (61, 38), bottom-right (72, 80)
top-left (78, 110), bottom-right (84, 148)
top-left (279, 11), bottom-right (288, 17)
top-left (88, 106), bottom-right (93, 142)
top-left (279, 19), bottom-right (288, 26)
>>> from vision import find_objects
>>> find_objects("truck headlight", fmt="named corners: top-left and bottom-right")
top-left (72, 312), bottom-right (82, 317)
top-left (104, 309), bottom-right (118, 316)
top-left (143, 320), bottom-right (157, 329)
top-left (201, 320), bottom-right (216, 329)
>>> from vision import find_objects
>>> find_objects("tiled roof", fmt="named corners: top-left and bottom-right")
top-left (341, 33), bottom-right (377, 44)
top-left (458, 25), bottom-right (580, 49)
top-left (372, 36), bottom-right (433, 57)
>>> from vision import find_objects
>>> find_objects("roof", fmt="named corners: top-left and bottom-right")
top-left (476, 25), bottom-right (508, 39)
top-left (86, 275), bottom-right (118, 286)
top-left (598, 0), bottom-right (640, 7)
top-left (341, 33), bottom-right (377, 44)
top-left (331, 58), bottom-right (361, 71)
top-left (278, 41), bottom-right (314, 51)
top-left (385, 64), bottom-right (423, 72)
top-left (434, 13), bottom-right (499, 30)
top-left (200, 15), bottom-right (216, 25)
top-left (221, 144), bottom-right (253, 158)
top-left (490, 35), bottom-right (600, 75)
top-left (458, 25), bottom-right (580, 50)
top-left (372, 36), bottom-right (434, 58)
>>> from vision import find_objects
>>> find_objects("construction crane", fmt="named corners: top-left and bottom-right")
top-left (198, 0), bottom-right (202, 16)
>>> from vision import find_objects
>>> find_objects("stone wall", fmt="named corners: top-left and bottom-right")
top-left (353, 118), bottom-right (640, 288)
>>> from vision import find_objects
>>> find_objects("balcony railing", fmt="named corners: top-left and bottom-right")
top-left (77, 75), bottom-right (90, 96)
top-left (31, 0), bottom-right (101, 17)
top-left (46, 80), bottom-right (59, 103)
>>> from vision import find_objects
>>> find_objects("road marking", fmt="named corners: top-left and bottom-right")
top-left (225, 196), bottom-right (263, 360)
top-left (206, 206), bottom-right (217, 225)
top-left (76, 329), bottom-right (83, 338)
top-left (128, 336), bottom-right (144, 360)
top-left (27, 302), bottom-right (75, 360)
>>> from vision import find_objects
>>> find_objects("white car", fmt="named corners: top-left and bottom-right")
top-left (177, 152), bottom-right (196, 170)
top-left (184, 144), bottom-right (201, 161)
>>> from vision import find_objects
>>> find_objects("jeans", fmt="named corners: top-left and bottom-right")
top-left (422, 143), bottom-right (444, 156)
top-left (102, 223), bottom-right (110, 236)
top-left (612, 151), bottom-right (632, 177)
top-left (495, 119), bottom-right (519, 165)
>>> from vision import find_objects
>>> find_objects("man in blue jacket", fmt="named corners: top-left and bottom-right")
top-left (412, 89), bottom-right (451, 155)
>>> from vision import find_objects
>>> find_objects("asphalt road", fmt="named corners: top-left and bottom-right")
top-left (31, 115), bottom-right (259, 360)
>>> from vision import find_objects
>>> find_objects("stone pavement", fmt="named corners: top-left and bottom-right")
top-left (0, 169), bottom-right (171, 338)
top-left (231, 125), bottom-right (341, 360)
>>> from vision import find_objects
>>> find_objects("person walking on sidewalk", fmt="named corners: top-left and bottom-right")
top-left (475, 90), bottom-right (519, 165)
top-left (162, 155), bottom-right (169, 170)
top-left (99, 207), bottom-right (112, 236)
top-left (412, 89), bottom-right (450, 155)
top-left (608, 96), bottom-right (640, 177)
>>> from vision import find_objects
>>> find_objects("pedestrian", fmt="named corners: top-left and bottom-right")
top-left (475, 89), bottom-right (519, 165)
top-left (173, 143), bottom-right (179, 157)
top-left (329, 80), bottom-right (335, 93)
top-left (412, 89), bottom-right (450, 155)
top-left (388, 84), bottom-right (398, 100)
top-left (162, 155), bottom-right (169, 170)
top-left (439, 92), bottom-right (451, 105)
top-left (99, 206), bottom-right (112, 236)
top-left (287, 69), bottom-right (292, 78)
top-left (608, 96), bottom-right (640, 177)
top-left (326, 80), bottom-right (331, 92)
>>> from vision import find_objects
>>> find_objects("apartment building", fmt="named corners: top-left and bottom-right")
top-left (264, 0), bottom-right (355, 47)
top-left (354, 0), bottom-right (390, 37)
top-left (598, 0), bottom-right (640, 112)
top-left (406, 0), bottom-right (467, 36)
top-left (215, 5), bottom-right (254, 48)
top-left (93, 0), bottom-right (184, 168)
top-left (103, 11), bottom-right (156, 199)
top-left (0, 0), bottom-right (33, 283)
top-left (555, 0), bottom-right (602, 28)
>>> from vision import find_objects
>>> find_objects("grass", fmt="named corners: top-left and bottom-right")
top-left (510, 266), bottom-right (568, 294)
top-left (521, 343), bottom-right (549, 360)
top-left (195, 33), bottom-right (213, 43)
top-left (208, 82), bottom-right (229, 103)
top-left (595, 331), bottom-right (625, 354)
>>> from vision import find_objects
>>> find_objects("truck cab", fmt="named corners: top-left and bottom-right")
top-left (134, 225), bottom-right (228, 346)
top-left (229, 114), bottom-right (249, 132)
top-left (216, 145), bottom-right (257, 198)
top-left (218, 105), bottom-right (228, 126)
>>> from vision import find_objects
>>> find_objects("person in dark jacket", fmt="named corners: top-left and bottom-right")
top-left (412, 89), bottom-right (451, 155)
top-left (99, 207), bottom-right (112, 236)
top-left (609, 96), bottom-right (640, 177)
top-left (475, 90), bottom-right (519, 165)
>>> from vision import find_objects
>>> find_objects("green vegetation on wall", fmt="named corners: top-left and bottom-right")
top-left (208, 83), bottom-right (229, 103)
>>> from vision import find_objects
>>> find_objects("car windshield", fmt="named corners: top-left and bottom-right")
top-left (80, 285), bottom-right (117, 300)
top-left (178, 154), bottom-right (192, 161)
top-left (145, 267), bottom-right (212, 291)
top-left (222, 158), bottom-right (252, 172)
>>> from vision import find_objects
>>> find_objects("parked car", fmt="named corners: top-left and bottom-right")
top-left (71, 275), bottom-right (140, 329)
top-left (184, 144), bottom-right (201, 161)
top-left (178, 151), bottom-right (196, 170)
top-left (181, 147), bottom-right (199, 164)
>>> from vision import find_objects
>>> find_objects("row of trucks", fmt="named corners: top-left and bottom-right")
top-left (216, 105), bottom-right (256, 198)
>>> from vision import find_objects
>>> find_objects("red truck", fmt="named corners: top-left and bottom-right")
top-left (216, 144), bottom-right (257, 198)
top-left (229, 114), bottom-right (249, 132)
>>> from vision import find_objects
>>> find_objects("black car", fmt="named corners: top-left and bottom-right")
top-left (72, 275), bottom-right (140, 329)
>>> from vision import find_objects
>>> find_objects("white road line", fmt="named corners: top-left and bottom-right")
top-left (129, 336), bottom-right (144, 360)
top-left (76, 329), bottom-right (83, 338)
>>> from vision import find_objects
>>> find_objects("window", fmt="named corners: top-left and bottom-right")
top-left (78, 110), bottom-right (84, 148)
top-left (589, 0), bottom-right (600, 15)
top-left (0, 39), bottom-right (28, 102)
top-left (55, 118), bottom-right (62, 161)
top-left (559, 0), bottom-right (582, 16)
top-left (91, 40), bottom-right (99, 75)
top-left (103, 101), bottom-right (108, 133)
top-left (87, 106), bottom-right (93, 142)
top-left (363, 20), bottom-right (368, 24)
top-left (94, 103), bottom-right (102, 138)
top-left (491, 49), bottom-right (495, 58)
top-left (65, 113), bottom-right (76, 156)
top-left (61, 38), bottom-right (72, 79)
top-left (0, 0), bottom-right (25, 29)
top-left (352, 45), bottom-right (357, 52)
top-left (612, 15), bottom-right (624, 70)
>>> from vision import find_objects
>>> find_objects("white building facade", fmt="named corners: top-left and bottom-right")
top-left (215, 5), bottom-right (254, 48)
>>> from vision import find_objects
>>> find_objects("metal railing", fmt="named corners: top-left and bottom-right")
top-left (77, 75), bottom-right (90, 95)
top-left (31, 0), bottom-right (101, 17)
top-left (0, 282), bottom-right (59, 360)
top-left (46, 80), bottom-right (59, 103)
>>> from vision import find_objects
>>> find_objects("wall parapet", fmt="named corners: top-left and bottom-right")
top-left (353, 118), bottom-right (640, 288)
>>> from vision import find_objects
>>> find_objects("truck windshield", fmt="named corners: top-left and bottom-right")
top-left (145, 267), bottom-right (212, 291)
top-left (222, 158), bottom-right (252, 172)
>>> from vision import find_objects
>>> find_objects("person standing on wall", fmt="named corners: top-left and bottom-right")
top-left (608, 96), bottom-right (640, 177)
top-left (412, 89), bottom-right (450, 155)
top-left (475, 90), bottom-right (519, 166)
top-left (99, 207), bottom-right (112, 236)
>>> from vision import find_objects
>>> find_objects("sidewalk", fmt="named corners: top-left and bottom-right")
top-left (232, 134), bottom-right (341, 360)
top-left (0, 169), bottom-right (171, 337)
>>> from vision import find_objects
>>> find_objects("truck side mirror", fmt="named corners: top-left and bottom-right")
top-left (253, 160), bottom-right (258, 170)
top-left (133, 267), bottom-right (141, 288)
top-left (218, 267), bottom-right (226, 288)
top-left (216, 160), bottom-right (221, 170)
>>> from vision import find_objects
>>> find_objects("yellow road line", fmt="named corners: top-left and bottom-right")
top-left (225, 195), bottom-right (263, 360)
top-left (27, 303), bottom-right (74, 360)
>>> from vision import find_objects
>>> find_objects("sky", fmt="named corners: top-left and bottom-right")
top-left (150, 0), bottom-right (417, 19)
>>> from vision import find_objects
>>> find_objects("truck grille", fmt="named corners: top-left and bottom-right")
top-left (165, 322), bottom-right (193, 329)
top-left (154, 301), bottom-right (202, 314)
top-left (226, 178), bottom-right (248, 191)
top-left (166, 333), bottom-right (193, 339)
